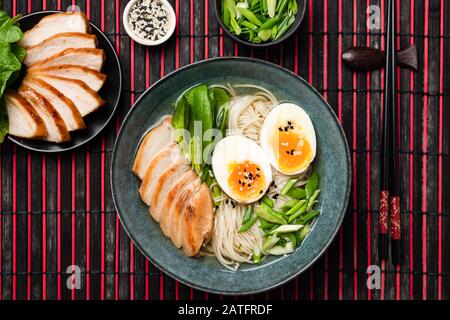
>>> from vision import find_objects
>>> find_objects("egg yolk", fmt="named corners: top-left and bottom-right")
top-left (228, 161), bottom-right (266, 202)
top-left (273, 123), bottom-right (312, 174)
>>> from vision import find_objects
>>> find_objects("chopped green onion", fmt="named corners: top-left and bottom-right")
top-left (281, 199), bottom-right (299, 211)
top-left (285, 199), bottom-right (306, 216)
top-left (242, 207), bottom-right (253, 224)
top-left (229, 15), bottom-right (242, 35)
top-left (239, 216), bottom-right (258, 232)
top-left (288, 187), bottom-right (306, 199)
top-left (299, 210), bottom-right (320, 225)
top-left (281, 178), bottom-right (298, 195)
top-left (297, 224), bottom-right (311, 242)
top-left (270, 224), bottom-right (303, 235)
top-left (287, 202), bottom-right (308, 223)
top-left (263, 234), bottom-right (280, 251)
top-left (261, 196), bottom-right (274, 207)
top-left (307, 189), bottom-right (321, 211)
top-left (258, 29), bottom-right (272, 41)
top-left (305, 172), bottom-right (319, 199)
top-left (255, 204), bottom-right (287, 225)
top-left (267, 0), bottom-right (277, 17)
top-left (266, 242), bottom-right (295, 255)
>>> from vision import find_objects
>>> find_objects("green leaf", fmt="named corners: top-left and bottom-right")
top-left (305, 172), bottom-right (319, 199)
top-left (172, 96), bottom-right (189, 129)
top-left (0, 97), bottom-right (8, 143)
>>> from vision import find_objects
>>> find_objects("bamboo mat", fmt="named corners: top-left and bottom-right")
top-left (0, 0), bottom-right (449, 300)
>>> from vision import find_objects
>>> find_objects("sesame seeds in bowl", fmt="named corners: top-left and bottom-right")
top-left (123, 0), bottom-right (176, 46)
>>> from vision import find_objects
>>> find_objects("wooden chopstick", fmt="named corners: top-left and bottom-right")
top-left (378, 0), bottom-right (401, 265)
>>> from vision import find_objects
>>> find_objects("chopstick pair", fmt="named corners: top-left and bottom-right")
top-left (378, 0), bottom-right (401, 266)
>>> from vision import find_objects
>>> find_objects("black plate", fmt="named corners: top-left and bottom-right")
top-left (8, 10), bottom-right (122, 152)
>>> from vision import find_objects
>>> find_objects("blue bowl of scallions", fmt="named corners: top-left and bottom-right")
top-left (214, 0), bottom-right (306, 47)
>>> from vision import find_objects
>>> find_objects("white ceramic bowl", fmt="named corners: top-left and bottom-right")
top-left (123, 0), bottom-right (176, 46)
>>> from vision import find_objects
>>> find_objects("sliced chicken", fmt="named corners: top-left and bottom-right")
top-left (19, 86), bottom-right (70, 143)
top-left (4, 90), bottom-right (47, 139)
top-left (24, 32), bottom-right (97, 67)
top-left (169, 176), bottom-right (201, 249)
top-left (19, 12), bottom-right (90, 48)
top-left (182, 184), bottom-right (215, 257)
top-left (149, 163), bottom-right (190, 223)
top-left (31, 74), bottom-right (105, 116)
top-left (139, 143), bottom-right (185, 206)
top-left (28, 65), bottom-right (106, 91)
top-left (28, 48), bottom-right (105, 71)
top-left (133, 116), bottom-right (174, 179)
top-left (159, 171), bottom-right (197, 239)
top-left (23, 77), bottom-right (85, 131)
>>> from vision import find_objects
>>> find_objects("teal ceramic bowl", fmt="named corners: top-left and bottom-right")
top-left (111, 57), bottom-right (351, 295)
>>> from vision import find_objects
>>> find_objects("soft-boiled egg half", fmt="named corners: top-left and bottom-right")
top-left (260, 103), bottom-right (317, 175)
top-left (212, 136), bottom-right (272, 204)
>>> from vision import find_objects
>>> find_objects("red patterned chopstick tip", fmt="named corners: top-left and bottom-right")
top-left (379, 191), bottom-right (389, 234)
top-left (390, 197), bottom-right (401, 240)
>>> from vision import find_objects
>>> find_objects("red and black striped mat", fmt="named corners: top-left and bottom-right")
top-left (0, 0), bottom-right (448, 300)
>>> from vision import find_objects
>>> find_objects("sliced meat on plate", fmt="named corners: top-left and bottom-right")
top-left (149, 162), bottom-right (190, 223)
top-left (28, 65), bottom-right (106, 91)
top-left (31, 74), bottom-right (105, 116)
top-left (24, 32), bottom-right (97, 67)
top-left (22, 77), bottom-right (85, 131)
top-left (159, 170), bottom-right (197, 239)
top-left (4, 90), bottom-right (47, 139)
top-left (182, 184), bottom-right (215, 257)
top-left (28, 48), bottom-right (105, 71)
top-left (167, 174), bottom-right (201, 249)
top-left (133, 116), bottom-right (174, 179)
top-left (19, 12), bottom-right (90, 48)
top-left (138, 143), bottom-right (185, 206)
top-left (19, 86), bottom-right (70, 143)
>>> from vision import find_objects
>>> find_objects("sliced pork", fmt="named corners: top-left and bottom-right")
top-left (139, 143), bottom-right (185, 206)
top-left (31, 74), bottom-right (105, 116)
top-left (159, 171), bottom-right (197, 239)
top-left (24, 32), bottom-right (97, 67)
top-left (182, 184), bottom-right (215, 257)
top-left (150, 163), bottom-right (190, 223)
top-left (28, 48), bottom-right (105, 71)
top-left (133, 116), bottom-right (174, 179)
top-left (4, 90), bottom-right (47, 139)
top-left (28, 65), bottom-right (106, 91)
top-left (23, 77), bottom-right (85, 131)
top-left (19, 12), bottom-right (90, 48)
top-left (134, 119), bottom-right (215, 257)
top-left (19, 86), bottom-right (70, 143)
top-left (169, 176), bottom-right (201, 249)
